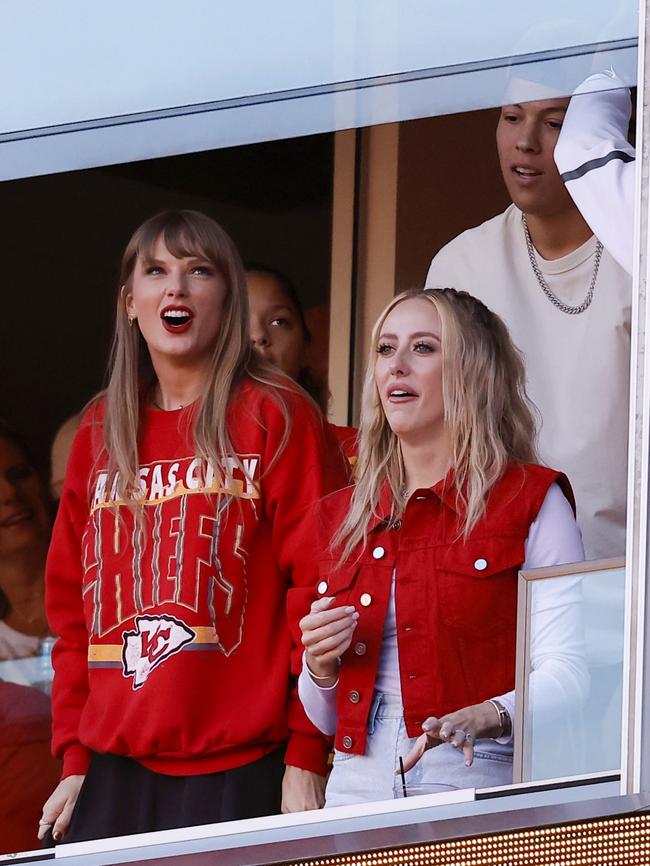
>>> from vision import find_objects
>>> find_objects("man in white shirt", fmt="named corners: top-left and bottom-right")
top-left (426, 97), bottom-right (632, 559)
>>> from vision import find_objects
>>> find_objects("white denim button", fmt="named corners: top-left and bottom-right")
top-left (372, 546), bottom-right (385, 560)
top-left (317, 580), bottom-right (328, 594)
top-left (360, 593), bottom-right (372, 607)
top-left (474, 558), bottom-right (488, 571)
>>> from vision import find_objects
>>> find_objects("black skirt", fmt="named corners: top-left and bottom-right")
top-left (60, 747), bottom-right (285, 843)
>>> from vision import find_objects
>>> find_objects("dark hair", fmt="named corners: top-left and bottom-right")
top-left (0, 420), bottom-right (38, 470)
top-left (245, 264), bottom-right (328, 412)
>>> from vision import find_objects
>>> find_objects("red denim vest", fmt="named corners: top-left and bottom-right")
top-left (299, 463), bottom-right (572, 756)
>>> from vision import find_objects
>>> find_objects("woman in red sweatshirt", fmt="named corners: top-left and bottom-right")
top-left (295, 288), bottom-right (587, 804)
top-left (38, 210), bottom-right (348, 842)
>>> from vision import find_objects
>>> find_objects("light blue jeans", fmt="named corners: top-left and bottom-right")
top-left (325, 692), bottom-right (513, 807)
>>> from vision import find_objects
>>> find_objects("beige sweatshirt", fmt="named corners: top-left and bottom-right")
top-left (426, 203), bottom-right (631, 560)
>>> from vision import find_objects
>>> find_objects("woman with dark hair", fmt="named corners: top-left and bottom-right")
top-left (0, 424), bottom-right (52, 659)
top-left (246, 265), bottom-right (357, 460)
top-left (296, 288), bottom-right (587, 804)
top-left (39, 210), bottom-right (348, 842)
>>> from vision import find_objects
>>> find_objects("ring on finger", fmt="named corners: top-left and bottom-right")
top-left (39, 819), bottom-right (52, 826)
top-left (464, 732), bottom-right (475, 744)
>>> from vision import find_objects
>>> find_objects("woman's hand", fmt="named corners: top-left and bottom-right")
top-left (38, 775), bottom-right (85, 841)
top-left (300, 596), bottom-right (358, 683)
top-left (281, 765), bottom-right (327, 813)
top-left (401, 701), bottom-right (503, 772)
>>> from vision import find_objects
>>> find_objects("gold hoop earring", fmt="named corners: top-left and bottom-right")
top-left (128, 315), bottom-right (135, 327)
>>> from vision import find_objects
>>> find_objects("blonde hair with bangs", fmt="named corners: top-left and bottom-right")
top-left (101, 209), bottom-right (295, 502)
top-left (333, 288), bottom-right (538, 562)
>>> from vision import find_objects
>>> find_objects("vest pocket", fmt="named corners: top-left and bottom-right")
top-left (316, 560), bottom-right (360, 607)
top-left (435, 537), bottom-right (523, 636)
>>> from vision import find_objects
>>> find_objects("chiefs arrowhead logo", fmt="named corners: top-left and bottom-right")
top-left (122, 615), bottom-right (195, 689)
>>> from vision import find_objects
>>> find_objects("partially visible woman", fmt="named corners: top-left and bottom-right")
top-left (295, 288), bottom-right (588, 804)
top-left (40, 211), bottom-right (348, 844)
top-left (246, 266), bottom-right (357, 460)
top-left (0, 425), bottom-right (52, 659)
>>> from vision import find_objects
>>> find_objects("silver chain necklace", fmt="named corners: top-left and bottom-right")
top-left (521, 213), bottom-right (602, 315)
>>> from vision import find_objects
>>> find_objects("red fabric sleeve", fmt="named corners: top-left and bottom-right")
top-left (45, 423), bottom-right (94, 779)
top-left (259, 390), bottom-right (349, 775)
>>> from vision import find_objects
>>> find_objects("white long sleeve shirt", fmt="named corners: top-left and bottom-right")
top-left (554, 71), bottom-right (635, 275)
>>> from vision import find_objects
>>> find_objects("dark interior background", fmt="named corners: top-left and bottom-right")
top-left (395, 107), bottom-right (510, 290)
top-left (0, 134), bottom-right (334, 474)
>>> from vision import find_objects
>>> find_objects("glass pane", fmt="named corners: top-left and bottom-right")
top-left (0, 1), bottom-right (638, 180)
top-left (0, 134), bottom-right (335, 856)
top-left (518, 562), bottom-right (625, 782)
top-left (0, 639), bottom-right (54, 694)
top-left (2, 0), bottom-right (638, 134)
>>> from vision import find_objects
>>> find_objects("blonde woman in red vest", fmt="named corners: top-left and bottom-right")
top-left (38, 210), bottom-right (348, 842)
top-left (295, 288), bottom-right (587, 804)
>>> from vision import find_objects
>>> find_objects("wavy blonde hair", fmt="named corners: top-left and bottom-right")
top-left (333, 288), bottom-right (538, 561)
top-left (99, 209), bottom-right (295, 501)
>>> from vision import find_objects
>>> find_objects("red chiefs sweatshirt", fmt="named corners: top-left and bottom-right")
top-left (46, 380), bottom-right (348, 779)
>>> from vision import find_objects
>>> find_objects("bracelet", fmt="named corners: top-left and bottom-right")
top-left (311, 674), bottom-right (339, 689)
top-left (305, 657), bottom-right (340, 682)
top-left (486, 699), bottom-right (512, 738)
